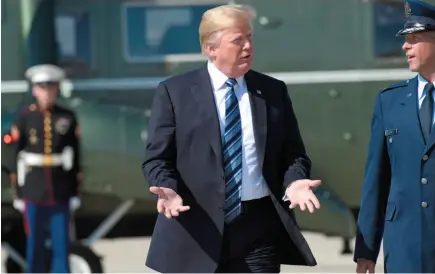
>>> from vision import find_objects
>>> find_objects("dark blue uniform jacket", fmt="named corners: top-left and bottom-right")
top-left (354, 76), bottom-right (435, 273)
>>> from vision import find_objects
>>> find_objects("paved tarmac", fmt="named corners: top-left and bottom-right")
top-left (91, 232), bottom-right (385, 273)
top-left (2, 232), bottom-right (385, 273)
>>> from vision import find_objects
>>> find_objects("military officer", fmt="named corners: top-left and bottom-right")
top-left (354, 0), bottom-right (435, 273)
top-left (9, 64), bottom-right (82, 273)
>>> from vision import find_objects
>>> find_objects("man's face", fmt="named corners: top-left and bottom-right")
top-left (402, 31), bottom-right (435, 73)
top-left (207, 19), bottom-right (253, 78)
top-left (32, 82), bottom-right (59, 109)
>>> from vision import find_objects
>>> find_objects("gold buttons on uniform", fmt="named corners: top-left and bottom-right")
top-left (29, 128), bottom-right (38, 145)
top-left (44, 111), bottom-right (52, 154)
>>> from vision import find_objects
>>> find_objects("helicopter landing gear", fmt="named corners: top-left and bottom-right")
top-left (3, 242), bottom-right (103, 273)
top-left (69, 244), bottom-right (103, 273)
top-left (2, 199), bottom-right (135, 273)
top-left (341, 237), bottom-right (353, 254)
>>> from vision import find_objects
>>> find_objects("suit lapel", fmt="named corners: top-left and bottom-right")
top-left (400, 77), bottom-right (426, 145)
top-left (425, 125), bottom-right (435, 154)
top-left (190, 66), bottom-right (223, 166)
top-left (245, 71), bottom-right (267, 164)
top-left (423, 84), bottom-right (435, 153)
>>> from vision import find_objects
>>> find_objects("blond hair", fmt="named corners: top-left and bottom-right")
top-left (199, 4), bottom-right (256, 55)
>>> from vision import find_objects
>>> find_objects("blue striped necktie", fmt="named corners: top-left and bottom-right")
top-left (222, 78), bottom-right (243, 223)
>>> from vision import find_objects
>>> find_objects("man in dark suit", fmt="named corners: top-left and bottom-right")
top-left (142, 4), bottom-right (322, 273)
top-left (354, 0), bottom-right (435, 273)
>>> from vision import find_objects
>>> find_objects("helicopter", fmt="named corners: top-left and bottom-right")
top-left (1, 86), bottom-right (359, 272)
top-left (2, 0), bottom-right (414, 272)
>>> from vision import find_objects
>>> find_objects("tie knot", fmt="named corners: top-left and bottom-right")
top-left (225, 78), bottom-right (237, 88)
top-left (424, 82), bottom-right (434, 96)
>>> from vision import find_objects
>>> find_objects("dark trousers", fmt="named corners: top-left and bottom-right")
top-left (216, 196), bottom-right (282, 273)
top-left (23, 202), bottom-right (70, 273)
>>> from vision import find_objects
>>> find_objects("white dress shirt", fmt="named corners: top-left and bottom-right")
top-left (207, 61), bottom-right (269, 201)
top-left (417, 74), bottom-right (435, 126)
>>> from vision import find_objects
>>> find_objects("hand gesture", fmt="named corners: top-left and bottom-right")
top-left (285, 179), bottom-right (321, 213)
top-left (356, 259), bottom-right (375, 273)
top-left (149, 186), bottom-right (190, 218)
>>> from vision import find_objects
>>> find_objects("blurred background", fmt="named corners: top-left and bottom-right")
top-left (1, 0), bottom-right (412, 272)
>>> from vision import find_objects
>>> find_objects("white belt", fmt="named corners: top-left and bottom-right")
top-left (17, 146), bottom-right (74, 186)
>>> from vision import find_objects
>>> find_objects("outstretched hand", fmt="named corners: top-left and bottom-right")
top-left (285, 179), bottom-right (321, 213)
top-left (149, 186), bottom-right (190, 218)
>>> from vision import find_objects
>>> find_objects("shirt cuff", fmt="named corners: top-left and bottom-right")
top-left (282, 190), bottom-right (290, 202)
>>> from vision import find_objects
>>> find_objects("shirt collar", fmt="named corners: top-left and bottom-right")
top-left (417, 74), bottom-right (435, 100)
top-left (207, 61), bottom-right (245, 91)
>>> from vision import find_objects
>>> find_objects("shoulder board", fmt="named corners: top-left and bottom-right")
top-left (380, 80), bottom-right (410, 93)
top-left (55, 104), bottom-right (73, 113)
top-left (28, 104), bottom-right (37, 111)
top-left (18, 104), bottom-right (37, 116)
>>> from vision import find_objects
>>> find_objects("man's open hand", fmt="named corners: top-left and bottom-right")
top-left (149, 186), bottom-right (190, 218)
top-left (285, 179), bottom-right (321, 213)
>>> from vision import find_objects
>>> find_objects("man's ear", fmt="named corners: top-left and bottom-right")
top-left (204, 43), bottom-right (216, 58)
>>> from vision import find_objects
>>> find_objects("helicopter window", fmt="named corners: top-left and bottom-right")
top-left (373, 0), bottom-right (406, 59)
top-left (55, 12), bottom-right (92, 76)
top-left (122, 1), bottom-right (228, 63)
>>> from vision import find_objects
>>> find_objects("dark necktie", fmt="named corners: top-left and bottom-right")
top-left (222, 78), bottom-right (242, 223)
top-left (419, 82), bottom-right (434, 143)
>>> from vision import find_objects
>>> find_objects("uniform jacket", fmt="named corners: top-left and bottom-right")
top-left (11, 103), bottom-right (82, 205)
top-left (354, 76), bottom-right (435, 273)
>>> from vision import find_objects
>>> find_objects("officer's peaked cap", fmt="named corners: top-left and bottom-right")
top-left (397, 0), bottom-right (435, 35)
top-left (25, 64), bottom-right (66, 84)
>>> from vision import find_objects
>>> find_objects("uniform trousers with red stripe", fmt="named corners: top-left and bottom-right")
top-left (23, 202), bottom-right (70, 273)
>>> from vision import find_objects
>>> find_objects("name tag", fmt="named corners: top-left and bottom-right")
top-left (384, 129), bottom-right (399, 136)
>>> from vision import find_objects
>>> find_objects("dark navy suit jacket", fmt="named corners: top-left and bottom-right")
top-left (142, 65), bottom-right (317, 273)
top-left (354, 76), bottom-right (435, 273)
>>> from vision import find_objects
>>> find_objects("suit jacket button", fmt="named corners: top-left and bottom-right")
top-left (423, 155), bottom-right (429, 161)
top-left (421, 178), bottom-right (428, 184)
top-left (421, 202), bottom-right (428, 208)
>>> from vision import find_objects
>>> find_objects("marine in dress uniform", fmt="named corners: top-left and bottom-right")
top-left (354, 0), bottom-right (435, 273)
top-left (9, 64), bottom-right (82, 273)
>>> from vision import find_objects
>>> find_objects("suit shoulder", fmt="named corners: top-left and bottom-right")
top-left (248, 70), bottom-right (283, 85)
top-left (159, 68), bottom-right (201, 87)
top-left (380, 79), bottom-right (410, 93)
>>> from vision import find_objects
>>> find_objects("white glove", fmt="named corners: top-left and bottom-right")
top-left (69, 197), bottom-right (81, 211)
top-left (13, 199), bottom-right (25, 212)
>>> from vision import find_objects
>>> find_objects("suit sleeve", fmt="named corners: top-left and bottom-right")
top-left (142, 82), bottom-right (181, 192)
top-left (71, 113), bottom-right (82, 196)
top-left (353, 92), bottom-right (391, 263)
top-left (280, 81), bottom-right (312, 191)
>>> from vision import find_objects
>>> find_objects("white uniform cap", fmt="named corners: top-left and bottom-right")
top-left (25, 64), bottom-right (66, 84)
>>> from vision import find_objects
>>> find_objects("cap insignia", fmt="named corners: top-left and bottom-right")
top-left (405, 1), bottom-right (412, 17)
